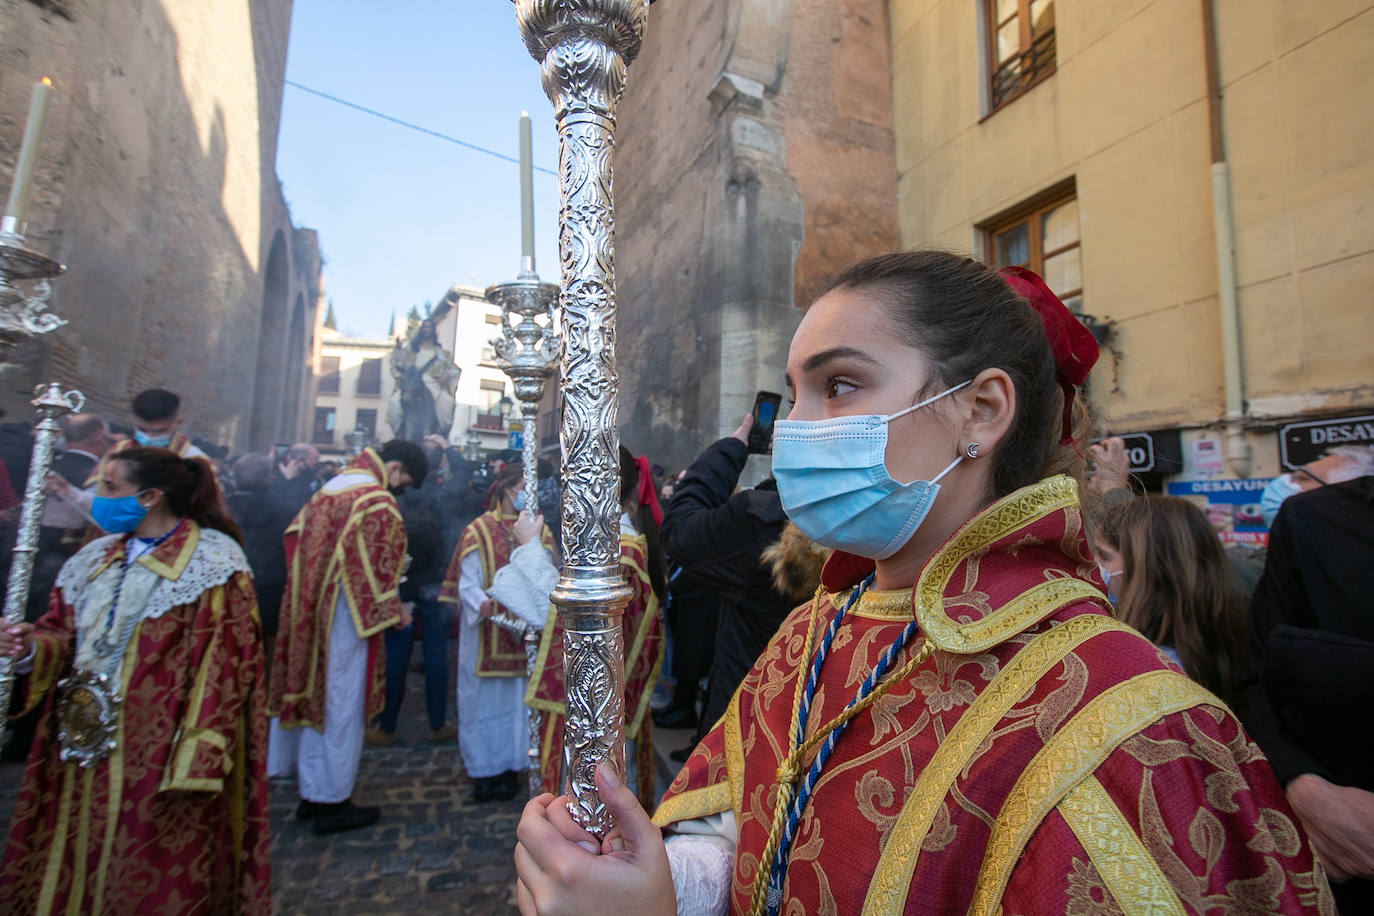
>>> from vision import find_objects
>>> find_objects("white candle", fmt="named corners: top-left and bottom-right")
top-left (4, 78), bottom-right (54, 229)
top-left (520, 111), bottom-right (534, 261)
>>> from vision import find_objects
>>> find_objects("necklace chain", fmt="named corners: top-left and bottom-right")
top-left (90, 519), bottom-right (183, 656)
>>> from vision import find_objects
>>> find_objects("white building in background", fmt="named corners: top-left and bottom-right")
top-left (312, 329), bottom-right (395, 456)
top-left (430, 283), bottom-right (518, 459)
top-left (311, 284), bottom-right (519, 459)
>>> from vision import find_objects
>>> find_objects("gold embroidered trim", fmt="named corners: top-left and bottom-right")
top-left (1059, 776), bottom-right (1185, 916)
top-left (523, 605), bottom-right (562, 713)
top-left (651, 781), bottom-right (733, 827)
top-left (724, 696), bottom-right (745, 824)
top-left (851, 588), bottom-right (913, 620)
top-left (862, 614), bottom-right (1138, 914)
top-left (969, 670), bottom-right (1223, 915)
top-left (914, 476), bottom-right (1102, 654)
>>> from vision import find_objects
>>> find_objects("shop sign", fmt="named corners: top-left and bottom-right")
top-left (1166, 478), bottom-right (1274, 546)
top-left (1279, 414), bottom-right (1374, 470)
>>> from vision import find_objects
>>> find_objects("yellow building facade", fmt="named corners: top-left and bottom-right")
top-left (889, 0), bottom-right (1373, 495)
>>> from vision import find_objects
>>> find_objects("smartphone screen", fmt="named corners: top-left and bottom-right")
top-left (748, 390), bottom-right (783, 454)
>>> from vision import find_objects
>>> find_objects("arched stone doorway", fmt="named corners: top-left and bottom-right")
top-left (249, 231), bottom-right (289, 450)
top-left (280, 292), bottom-right (307, 442)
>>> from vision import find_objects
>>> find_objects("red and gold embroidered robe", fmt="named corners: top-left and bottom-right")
top-left (525, 533), bottom-right (664, 806)
top-left (1, 522), bottom-right (270, 915)
top-left (654, 476), bottom-right (1334, 915)
top-left (269, 447), bottom-right (406, 729)
top-left (439, 507), bottom-right (553, 676)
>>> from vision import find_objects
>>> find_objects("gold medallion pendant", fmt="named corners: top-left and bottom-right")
top-left (56, 670), bottom-right (120, 767)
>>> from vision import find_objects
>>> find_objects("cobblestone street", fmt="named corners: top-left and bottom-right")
top-left (0, 632), bottom-right (692, 914)
top-left (0, 641), bottom-right (524, 915)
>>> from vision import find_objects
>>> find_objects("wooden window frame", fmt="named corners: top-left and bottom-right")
top-left (312, 407), bottom-right (336, 445)
top-left (355, 358), bottom-right (383, 397)
top-left (355, 408), bottom-right (378, 440)
top-left (983, 183), bottom-right (1082, 310)
top-left (986, 0), bottom-right (1057, 114)
top-left (318, 355), bottom-right (341, 394)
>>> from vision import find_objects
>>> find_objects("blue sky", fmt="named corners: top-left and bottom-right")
top-left (277, 1), bottom-right (562, 338)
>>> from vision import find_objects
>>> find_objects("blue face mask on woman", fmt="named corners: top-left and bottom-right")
top-left (1260, 473), bottom-right (1303, 528)
top-left (772, 381), bottom-right (971, 559)
top-left (91, 492), bottom-right (148, 534)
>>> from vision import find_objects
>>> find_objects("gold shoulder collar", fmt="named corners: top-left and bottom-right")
top-left (914, 475), bottom-right (1105, 654)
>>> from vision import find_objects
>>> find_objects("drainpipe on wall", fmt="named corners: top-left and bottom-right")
top-left (1202, 0), bottom-right (1252, 477)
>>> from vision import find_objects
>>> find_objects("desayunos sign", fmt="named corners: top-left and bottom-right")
top-left (1279, 414), bottom-right (1374, 470)
top-left (1166, 478), bottom-right (1274, 546)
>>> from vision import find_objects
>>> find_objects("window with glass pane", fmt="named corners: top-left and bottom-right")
top-left (986, 190), bottom-right (1083, 313)
top-left (987, 0), bottom-right (1056, 111)
top-left (312, 407), bottom-right (336, 445)
top-left (356, 358), bottom-right (383, 396)
top-left (318, 356), bottom-right (341, 393)
top-left (355, 408), bottom-right (377, 440)
top-left (480, 379), bottom-right (506, 414)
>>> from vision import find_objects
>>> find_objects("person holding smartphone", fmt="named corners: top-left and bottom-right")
top-left (657, 410), bottom-right (795, 754)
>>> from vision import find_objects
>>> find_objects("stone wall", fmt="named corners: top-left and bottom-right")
top-left (0, 0), bottom-right (318, 450)
top-left (611, 0), bottom-right (898, 475)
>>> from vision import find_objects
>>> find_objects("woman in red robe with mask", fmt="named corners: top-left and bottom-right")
top-left (0, 448), bottom-right (268, 915)
top-left (513, 251), bottom-right (1334, 915)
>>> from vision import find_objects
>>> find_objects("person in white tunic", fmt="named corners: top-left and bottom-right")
top-left (442, 462), bottom-right (555, 802)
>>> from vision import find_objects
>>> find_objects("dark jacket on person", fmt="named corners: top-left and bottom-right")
top-left (398, 489), bottom-right (447, 604)
top-left (1240, 474), bottom-right (1374, 791)
top-left (225, 488), bottom-right (298, 635)
top-left (1240, 474), bottom-right (1374, 913)
top-left (661, 437), bottom-right (791, 733)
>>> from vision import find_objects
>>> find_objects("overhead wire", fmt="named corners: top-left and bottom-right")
top-left (283, 79), bottom-right (557, 175)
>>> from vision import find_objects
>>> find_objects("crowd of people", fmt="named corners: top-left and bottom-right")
top-left (0, 251), bottom-right (1365, 914)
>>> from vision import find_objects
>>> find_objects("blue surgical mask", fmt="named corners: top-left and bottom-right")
top-left (772, 381), bottom-right (971, 559)
top-left (1260, 474), bottom-right (1302, 528)
top-left (513, 491), bottom-right (527, 512)
top-left (134, 429), bottom-right (172, 448)
top-left (91, 493), bottom-right (148, 534)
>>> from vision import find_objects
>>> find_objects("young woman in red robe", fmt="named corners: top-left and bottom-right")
top-left (512, 252), bottom-right (1335, 914)
top-left (0, 448), bottom-right (269, 915)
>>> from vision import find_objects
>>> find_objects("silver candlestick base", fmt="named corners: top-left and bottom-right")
top-left (515, 0), bottom-right (649, 838)
top-left (0, 219), bottom-right (67, 354)
top-left (489, 267), bottom-right (561, 799)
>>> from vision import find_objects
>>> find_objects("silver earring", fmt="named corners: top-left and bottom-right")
top-left (965, 442), bottom-right (980, 460)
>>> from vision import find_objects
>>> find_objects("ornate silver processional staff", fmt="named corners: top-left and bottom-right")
top-left (0, 381), bottom-right (84, 735)
top-left (0, 76), bottom-right (79, 735)
top-left (514, 0), bottom-right (648, 837)
top-left (488, 111), bottom-right (561, 799)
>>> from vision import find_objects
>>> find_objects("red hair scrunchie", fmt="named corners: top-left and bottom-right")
top-left (999, 266), bottom-right (1100, 447)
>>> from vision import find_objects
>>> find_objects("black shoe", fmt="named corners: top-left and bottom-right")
top-left (652, 707), bottom-right (698, 730)
top-left (312, 801), bottom-right (380, 835)
top-left (493, 770), bottom-right (519, 801)
top-left (295, 799), bottom-right (328, 821)
top-left (669, 744), bottom-right (694, 763)
top-left (471, 776), bottom-right (495, 803)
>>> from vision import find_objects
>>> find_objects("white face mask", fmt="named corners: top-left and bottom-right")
top-left (1097, 565), bottom-right (1121, 604)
